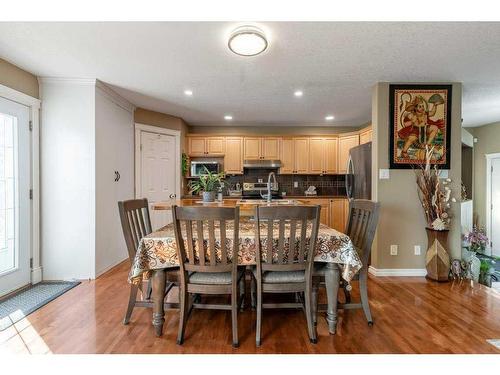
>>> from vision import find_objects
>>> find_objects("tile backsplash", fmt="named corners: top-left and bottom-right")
top-left (222, 170), bottom-right (346, 196)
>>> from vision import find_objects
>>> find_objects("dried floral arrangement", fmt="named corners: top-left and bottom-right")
top-left (413, 146), bottom-right (456, 231)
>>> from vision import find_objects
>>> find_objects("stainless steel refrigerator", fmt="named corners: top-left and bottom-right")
top-left (345, 142), bottom-right (372, 200)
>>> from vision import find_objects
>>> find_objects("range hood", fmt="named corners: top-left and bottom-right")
top-left (243, 159), bottom-right (282, 169)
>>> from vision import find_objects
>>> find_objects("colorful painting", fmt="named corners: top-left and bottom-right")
top-left (389, 84), bottom-right (452, 169)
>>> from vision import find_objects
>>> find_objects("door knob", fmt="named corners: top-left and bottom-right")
top-left (169, 193), bottom-right (176, 199)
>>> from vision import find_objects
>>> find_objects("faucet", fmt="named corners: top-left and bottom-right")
top-left (265, 172), bottom-right (277, 203)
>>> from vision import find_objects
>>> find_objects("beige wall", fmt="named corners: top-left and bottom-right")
top-left (371, 82), bottom-right (462, 269)
top-left (188, 125), bottom-right (366, 136)
top-left (134, 107), bottom-right (188, 151)
top-left (467, 122), bottom-right (500, 227)
top-left (0, 58), bottom-right (39, 98)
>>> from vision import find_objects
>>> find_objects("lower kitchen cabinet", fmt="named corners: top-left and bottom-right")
top-left (298, 198), bottom-right (331, 226)
top-left (330, 198), bottom-right (348, 232)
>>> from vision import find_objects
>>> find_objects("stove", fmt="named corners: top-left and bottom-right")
top-left (242, 181), bottom-right (282, 200)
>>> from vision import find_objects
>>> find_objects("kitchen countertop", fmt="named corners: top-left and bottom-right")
top-left (181, 195), bottom-right (347, 200)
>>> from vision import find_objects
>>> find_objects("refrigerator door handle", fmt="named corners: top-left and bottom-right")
top-left (345, 155), bottom-right (354, 200)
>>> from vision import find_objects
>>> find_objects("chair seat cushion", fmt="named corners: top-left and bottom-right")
top-left (188, 268), bottom-right (244, 285)
top-left (252, 268), bottom-right (305, 283)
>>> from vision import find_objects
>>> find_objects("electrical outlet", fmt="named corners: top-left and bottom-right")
top-left (294, 181), bottom-right (298, 188)
top-left (390, 245), bottom-right (398, 256)
top-left (414, 245), bottom-right (421, 255)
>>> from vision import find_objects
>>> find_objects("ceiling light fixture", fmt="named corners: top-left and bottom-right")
top-left (294, 90), bottom-right (303, 97)
top-left (228, 25), bottom-right (268, 57)
top-left (224, 115), bottom-right (233, 121)
top-left (325, 115), bottom-right (335, 121)
top-left (184, 90), bottom-right (193, 96)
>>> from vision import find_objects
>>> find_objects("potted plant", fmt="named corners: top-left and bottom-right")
top-left (414, 146), bottom-right (456, 281)
top-left (188, 167), bottom-right (225, 203)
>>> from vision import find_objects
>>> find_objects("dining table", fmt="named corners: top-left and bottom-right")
top-left (128, 199), bottom-right (362, 335)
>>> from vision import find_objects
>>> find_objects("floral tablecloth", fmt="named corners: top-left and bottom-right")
top-left (128, 218), bottom-right (362, 284)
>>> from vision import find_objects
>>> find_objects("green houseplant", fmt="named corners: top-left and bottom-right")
top-left (188, 167), bottom-right (225, 202)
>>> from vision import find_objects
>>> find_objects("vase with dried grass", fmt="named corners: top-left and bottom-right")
top-left (414, 146), bottom-right (456, 281)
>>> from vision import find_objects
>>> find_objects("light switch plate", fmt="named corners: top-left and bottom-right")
top-left (414, 245), bottom-right (421, 255)
top-left (379, 169), bottom-right (390, 179)
top-left (294, 181), bottom-right (298, 188)
top-left (390, 245), bottom-right (398, 256)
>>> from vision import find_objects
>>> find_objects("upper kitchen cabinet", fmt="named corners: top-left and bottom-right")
top-left (293, 137), bottom-right (310, 174)
top-left (280, 137), bottom-right (310, 174)
top-left (188, 136), bottom-right (225, 156)
top-left (309, 137), bottom-right (338, 174)
top-left (280, 138), bottom-right (295, 174)
top-left (224, 137), bottom-right (243, 174)
top-left (243, 137), bottom-right (280, 160)
top-left (359, 125), bottom-right (373, 145)
top-left (338, 134), bottom-right (359, 174)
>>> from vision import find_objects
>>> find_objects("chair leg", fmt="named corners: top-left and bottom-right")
top-left (250, 275), bottom-right (256, 310)
top-left (304, 283), bottom-right (317, 344)
top-left (312, 281), bottom-right (319, 326)
top-left (342, 281), bottom-right (352, 304)
top-left (239, 274), bottom-right (246, 311)
top-left (123, 284), bottom-right (139, 325)
top-left (256, 282), bottom-right (263, 346)
top-left (177, 284), bottom-right (189, 345)
top-left (231, 282), bottom-right (239, 348)
top-left (359, 270), bottom-right (373, 325)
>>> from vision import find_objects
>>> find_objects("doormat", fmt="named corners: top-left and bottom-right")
top-left (0, 281), bottom-right (80, 331)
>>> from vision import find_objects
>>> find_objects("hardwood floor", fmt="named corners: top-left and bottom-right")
top-left (1, 260), bottom-right (500, 354)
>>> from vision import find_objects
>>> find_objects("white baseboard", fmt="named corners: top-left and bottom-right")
top-left (95, 257), bottom-right (128, 278)
top-left (368, 266), bottom-right (427, 277)
top-left (31, 266), bottom-right (43, 284)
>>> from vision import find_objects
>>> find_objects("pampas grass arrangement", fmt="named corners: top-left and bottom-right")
top-left (413, 146), bottom-right (456, 231)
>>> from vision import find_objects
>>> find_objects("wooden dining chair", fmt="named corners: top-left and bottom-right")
top-left (172, 205), bottom-right (245, 348)
top-left (118, 198), bottom-right (178, 325)
top-left (253, 205), bottom-right (321, 346)
top-left (312, 199), bottom-right (380, 326)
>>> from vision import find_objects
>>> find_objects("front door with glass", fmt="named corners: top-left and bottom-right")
top-left (0, 97), bottom-right (30, 296)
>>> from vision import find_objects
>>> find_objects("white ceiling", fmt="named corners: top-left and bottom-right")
top-left (1, 22), bottom-right (500, 127)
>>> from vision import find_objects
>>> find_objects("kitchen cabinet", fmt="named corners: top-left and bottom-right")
top-left (279, 137), bottom-right (309, 174)
top-left (299, 198), bottom-right (331, 226)
top-left (359, 126), bottom-right (372, 145)
top-left (293, 138), bottom-right (310, 174)
top-left (262, 137), bottom-right (280, 159)
top-left (309, 137), bottom-right (338, 174)
top-left (224, 137), bottom-right (243, 174)
top-left (338, 134), bottom-right (359, 174)
top-left (243, 137), bottom-right (280, 160)
top-left (188, 136), bottom-right (225, 156)
top-left (280, 138), bottom-right (295, 174)
top-left (330, 198), bottom-right (349, 232)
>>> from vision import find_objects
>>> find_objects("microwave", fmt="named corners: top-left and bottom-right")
top-left (190, 161), bottom-right (220, 176)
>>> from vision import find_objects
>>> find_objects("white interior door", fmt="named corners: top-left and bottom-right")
top-left (140, 131), bottom-right (177, 230)
top-left (491, 157), bottom-right (500, 257)
top-left (0, 97), bottom-right (30, 296)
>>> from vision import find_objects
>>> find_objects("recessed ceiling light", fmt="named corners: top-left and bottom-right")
top-left (325, 115), bottom-right (335, 121)
top-left (184, 90), bottom-right (193, 96)
top-left (224, 115), bottom-right (233, 121)
top-left (228, 25), bottom-right (268, 57)
top-left (294, 90), bottom-right (303, 97)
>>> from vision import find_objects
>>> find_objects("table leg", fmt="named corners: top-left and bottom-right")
top-left (324, 263), bottom-right (340, 334)
top-left (152, 269), bottom-right (166, 337)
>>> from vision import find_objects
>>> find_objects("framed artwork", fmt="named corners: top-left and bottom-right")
top-left (389, 84), bottom-right (452, 169)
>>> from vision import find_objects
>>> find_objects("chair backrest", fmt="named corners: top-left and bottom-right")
top-left (344, 199), bottom-right (380, 267)
top-left (172, 205), bottom-right (240, 275)
top-left (255, 205), bottom-right (321, 274)
top-left (118, 198), bottom-right (153, 264)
